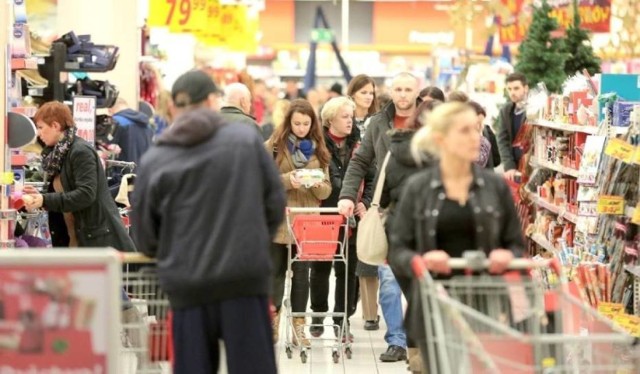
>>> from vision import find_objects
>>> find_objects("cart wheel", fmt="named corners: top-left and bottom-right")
top-left (300, 350), bottom-right (308, 363)
top-left (332, 350), bottom-right (340, 363)
top-left (285, 347), bottom-right (292, 359)
top-left (345, 347), bottom-right (352, 359)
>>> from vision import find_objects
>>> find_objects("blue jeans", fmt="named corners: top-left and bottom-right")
top-left (378, 264), bottom-right (406, 348)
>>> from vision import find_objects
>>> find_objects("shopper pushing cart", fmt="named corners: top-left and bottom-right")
top-left (283, 207), bottom-right (352, 364)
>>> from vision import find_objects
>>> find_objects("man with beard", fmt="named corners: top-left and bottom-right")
top-left (497, 72), bottom-right (529, 181)
top-left (338, 72), bottom-right (421, 363)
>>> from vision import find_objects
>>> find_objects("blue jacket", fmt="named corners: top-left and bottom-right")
top-left (112, 109), bottom-right (154, 165)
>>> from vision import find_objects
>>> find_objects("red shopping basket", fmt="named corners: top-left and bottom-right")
top-left (292, 215), bottom-right (344, 260)
top-left (506, 179), bottom-right (521, 203)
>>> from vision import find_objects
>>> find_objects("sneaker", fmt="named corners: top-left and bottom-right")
top-left (309, 317), bottom-right (324, 338)
top-left (380, 345), bottom-right (407, 362)
top-left (364, 315), bottom-right (380, 331)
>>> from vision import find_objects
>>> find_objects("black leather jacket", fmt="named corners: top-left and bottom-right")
top-left (388, 164), bottom-right (525, 340)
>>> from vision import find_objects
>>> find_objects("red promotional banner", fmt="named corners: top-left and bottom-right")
top-left (499, 0), bottom-right (612, 44)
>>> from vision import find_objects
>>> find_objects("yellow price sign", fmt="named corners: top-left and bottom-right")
top-left (604, 138), bottom-right (635, 163)
top-left (148, 0), bottom-right (209, 33)
top-left (633, 147), bottom-right (640, 165)
top-left (596, 195), bottom-right (625, 215)
top-left (632, 203), bottom-right (640, 225)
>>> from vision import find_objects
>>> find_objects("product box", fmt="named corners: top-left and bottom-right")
top-left (12, 0), bottom-right (27, 23)
top-left (613, 101), bottom-right (640, 127)
top-left (10, 23), bottom-right (30, 58)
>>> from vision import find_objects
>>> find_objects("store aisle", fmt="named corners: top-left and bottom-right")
top-left (274, 314), bottom-right (408, 374)
top-left (274, 272), bottom-right (408, 374)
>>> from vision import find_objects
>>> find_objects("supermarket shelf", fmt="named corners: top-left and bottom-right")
top-left (530, 233), bottom-right (558, 253)
top-left (10, 107), bottom-right (37, 117)
top-left (530, 158), bottom-right (580, 178)
top-left (529, 192), bottom-right (578, 224)
top-left (10, 56), bottom-right (43, 70)
top-left (533, 120), bottom-right (599, 134)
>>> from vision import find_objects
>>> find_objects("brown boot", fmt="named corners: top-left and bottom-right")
top-left (408, 348), bottom-right (425, 373)
top-left (292, 317), bottom-right (310, 347)
top-left (272, 309), bottom-right (281, 344)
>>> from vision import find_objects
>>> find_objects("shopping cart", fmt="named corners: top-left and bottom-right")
top-left (283, 207), bottom-right (352, 364)
top-left (413, 250), bottom-right (638, 373)
top-left (120, 253), bottom-right (172, 374)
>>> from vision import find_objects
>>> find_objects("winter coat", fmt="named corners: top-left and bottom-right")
top-left (265, 138), bottom-right (332, 244)
top-left (112, 109), bottom-right (154, 165)
top-left (388, 164), bottom-right (525, 341)
top-left (483, 125), bottom-right (501, 169)
top-left (220, 106), bottom-right (260, 133)
top-left (43, 137), bottom-right (135, 251)
top-left (339, 100), bottom-right (420, 202)
top-left (496, 102), bottom-right (525, 171)
top-left (322, 127), bottom-right (374, 245)
top-left (131, 108), bottom-right (286, 308)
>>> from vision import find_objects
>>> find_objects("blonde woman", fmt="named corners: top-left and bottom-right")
top-left (389, 102), bottom-right (524, 369)
top-left (309, 97), bottom-right (373, 341)
top-left (262, 99), bottom-right (290, 141)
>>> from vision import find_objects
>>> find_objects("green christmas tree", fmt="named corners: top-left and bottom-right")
top-left (515, 0), bottom-right (567, 93)
top-left (563, 0), bottom-right (601, 76)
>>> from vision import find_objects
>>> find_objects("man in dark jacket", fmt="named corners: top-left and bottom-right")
top-left (131, 70), bottom-right (286, 374)
top-left (338, 72), bottom-right (422, 363)
top-left (496, 72), bottom-right (529, 181)
top-left (220, 82), bottom-right (260, 133)
top-left (109, 98), bottom-right (154, 165)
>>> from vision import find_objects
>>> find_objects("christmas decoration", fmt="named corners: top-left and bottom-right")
top-left (563, 0), bottom-right (601, 76)
top-left (515, 0), bottom-right (567, 93)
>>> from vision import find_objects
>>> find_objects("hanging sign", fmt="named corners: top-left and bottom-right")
top-left (148, 0), bottom-right (210, 33)
top-left (499, 0), bottom-right (612, 44)
top-left (596, 195), bottom-right (625, 215)
top-left (604, 138), bottom-right (635, 163)
top-left (632, 203), bottom-right (640, 225)
top-left (72, 96), bottom-right (96, 145)
top-left (196, 5), bottom-right (258, 52)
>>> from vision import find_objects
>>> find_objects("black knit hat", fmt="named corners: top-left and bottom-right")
top-left (171, 70), bottom-right (221, 108)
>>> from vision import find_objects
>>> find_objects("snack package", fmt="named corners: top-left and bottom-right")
top-left (295, 169), bottom-right (325, 188)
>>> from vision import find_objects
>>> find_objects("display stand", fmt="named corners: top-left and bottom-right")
top-left (1, 0), bottom-right (17, 248)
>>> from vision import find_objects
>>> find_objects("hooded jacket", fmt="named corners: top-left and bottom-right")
top-left (131, 108), bottom-right (286, 308)
top-left (112, 109), bottom-right (154, 165)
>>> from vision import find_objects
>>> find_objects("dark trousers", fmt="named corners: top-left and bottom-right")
top-left (270, 243), bottom-right (309, 312)
top-left (172, 296), bottom-right (276, 374)
top-left (309, 241), bottom-right (357, 323)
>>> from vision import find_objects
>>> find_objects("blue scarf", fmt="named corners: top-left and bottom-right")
top-left (287, 134), bottom-right (315, 168)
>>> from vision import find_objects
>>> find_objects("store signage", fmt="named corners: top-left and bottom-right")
top-left (596, 195), bottom-right (624, 215)
top-left (604, 138), bottom-right (635, 164)
top-left (632, 204), bottom-right (640, 225)
top-left (148, 0), bottom-right (212, 33)
top-left (499, 0), bottom-right (611, 44)
top-left (72, 96), bottom-right (96, 146)
top-left (0, 250), bottom-right (121, 372)
top-left (408, 31), bottom-right (455, 46)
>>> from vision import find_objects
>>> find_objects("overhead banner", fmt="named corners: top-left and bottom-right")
top-left (499, 0), bottom-right (612, 44)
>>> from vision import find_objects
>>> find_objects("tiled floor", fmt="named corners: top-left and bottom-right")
top-left (274, 270), bottom-right (408, 374)
top-left (274, 310), bottom-right (408, 374)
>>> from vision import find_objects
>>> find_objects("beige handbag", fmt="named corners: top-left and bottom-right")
top-left (357, 151), bottom-right (391, 265)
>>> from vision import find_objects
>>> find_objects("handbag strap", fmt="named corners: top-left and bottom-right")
top-left (371, 151), bottom-right (392, 207)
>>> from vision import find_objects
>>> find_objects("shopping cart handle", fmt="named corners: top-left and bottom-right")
top-left (287, 207), bottom-right (342, 214)
top-left (447, 258), bottom-right (543, 271)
